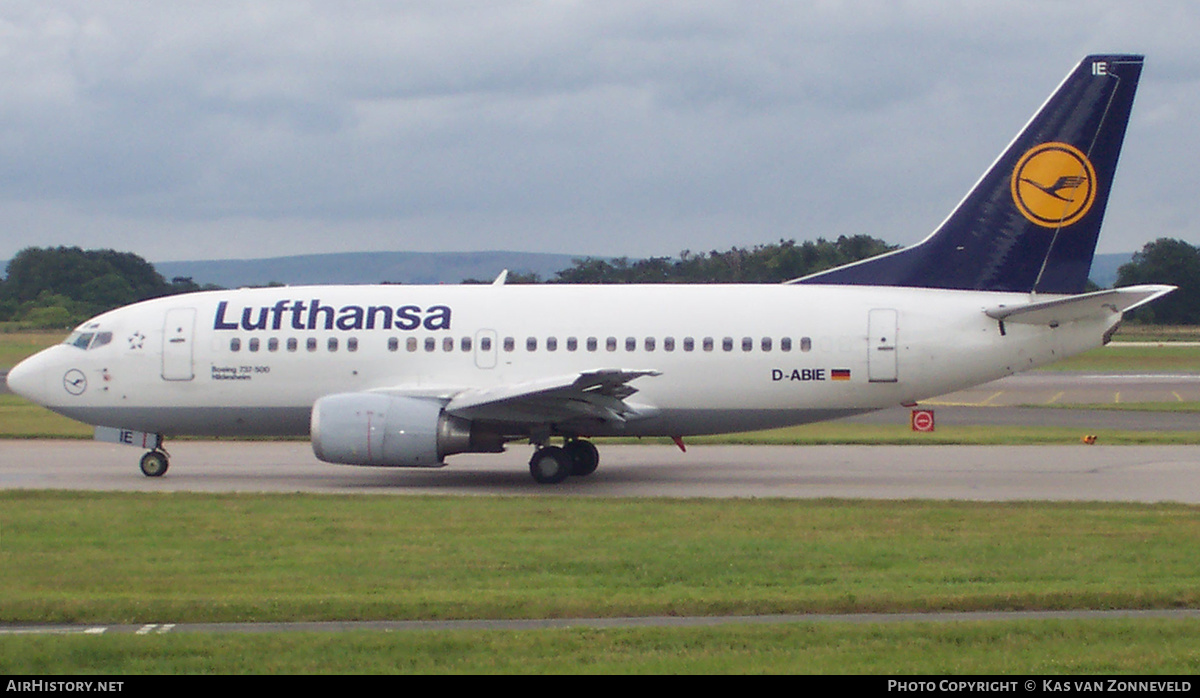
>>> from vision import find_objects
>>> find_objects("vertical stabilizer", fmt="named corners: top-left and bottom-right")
top-left (795, 55), bottom-right (1143, 293)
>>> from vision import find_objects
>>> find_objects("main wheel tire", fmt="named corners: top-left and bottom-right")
top-left (529, 446), bottom-right (571, 484)
top-left (140, 450), bottom-right (169, 477)
top-left (564, 439), bottom-right (600, 477)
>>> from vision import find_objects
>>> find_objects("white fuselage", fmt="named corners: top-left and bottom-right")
top-left (8, 283), bottom-right (1114, 440)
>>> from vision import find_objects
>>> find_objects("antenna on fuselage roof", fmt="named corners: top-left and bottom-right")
top-left (492, 270), bottom-right (509, 286)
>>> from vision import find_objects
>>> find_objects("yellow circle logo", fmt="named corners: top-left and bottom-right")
top-left (1011, 142), bottom-right (1096, 228)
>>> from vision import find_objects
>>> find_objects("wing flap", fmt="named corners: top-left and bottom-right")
top-left (984, 285), bottom-right (1175, 326)
top-left (443, 368), bottom-right (661, 426)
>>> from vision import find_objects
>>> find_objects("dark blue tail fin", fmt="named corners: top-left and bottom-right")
top-left (795, 55), bottom-right (1143, 294)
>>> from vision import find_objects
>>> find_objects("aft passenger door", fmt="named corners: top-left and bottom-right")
top-left (162, 308), bottom-right (196, 381)
top-left (867, 308), bottom-right (898, 383)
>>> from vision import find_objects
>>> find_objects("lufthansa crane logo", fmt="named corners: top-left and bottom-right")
top-left (1011, 142), bottom-right (1097, 228)
top-left (63, 369), bottom-right (87, 396)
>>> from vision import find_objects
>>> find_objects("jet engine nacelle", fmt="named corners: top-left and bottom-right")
top-left (310, 393), bottom-right (503, 467)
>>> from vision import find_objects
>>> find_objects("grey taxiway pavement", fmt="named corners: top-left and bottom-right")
top-left (4, 439), bottom-right (1199, 502)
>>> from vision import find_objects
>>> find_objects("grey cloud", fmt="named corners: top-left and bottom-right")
top-left (0, 1), bottom-right (1196, 262)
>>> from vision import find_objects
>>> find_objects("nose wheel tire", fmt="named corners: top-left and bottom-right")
top-left (139, 450), bottom-right (169, 477)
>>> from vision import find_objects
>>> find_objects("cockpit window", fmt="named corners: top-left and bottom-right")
top-left (65, 332), bottom-right (94, 349)
top-left (63, 331), bottom-right (113, 350)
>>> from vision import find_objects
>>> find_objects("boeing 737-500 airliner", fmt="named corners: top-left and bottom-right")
top-left (6, 55), bottom-right (1173, 483)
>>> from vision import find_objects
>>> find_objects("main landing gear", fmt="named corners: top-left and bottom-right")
top-left (529, 438), bottom-right (600, 484)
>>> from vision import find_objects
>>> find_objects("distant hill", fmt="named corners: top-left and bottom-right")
top-left (152, 250), bottom-right (585, 288)
top-left (2, 249), bottom-right (1136, 288)
top-left (143, 249), bottom-right (1141, 289)
top-left (1089, 252), bottom-right (1134, 289)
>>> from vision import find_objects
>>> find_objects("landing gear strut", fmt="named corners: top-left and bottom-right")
top-left (528, 438), bottom-right (600, 484)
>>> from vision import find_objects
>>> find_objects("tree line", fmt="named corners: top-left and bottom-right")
top-left (464, 236), bottom-right (899, 285)
top-left (1114, 238), bottom-right (1200, 325)
top-left (0, 247), bottom-right (217, 329)
top-left (3, 237), bottom-right (1199, 329)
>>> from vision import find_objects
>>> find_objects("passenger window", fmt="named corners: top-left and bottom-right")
top-left (801, 337), bottom-right (812, 352)
top-left (328, 337), bottom-right (338, 352)
top-left (407, 337), bottom-right (418, 352)
top-left (587, 337), bottom-right (598, 352)
top-left (287, 337), bottom-right (298, 352)
top-left (781, 337), bottom-right (792, 352)
top-left (625, 337), bottom-right (636, 352)
top-left (461, 336), bottom-right (472, 352)
top-left (388, 337), bottom-right (399, 352)
top-left (761, 337), bottom-right (772, 352)
top-left (443, 337), bottom-right (453, 352)
top-left (230, 338), bottom-right (241, 352)
top-left (480, 336), bottom-right (492, 352)
top-left (504, 337), bottom-right (515, 352)
top-left (703, 337), bottom-right (714, 352)
top-left (424, 337), bottom-right (436, 352)
top-left (683, 337), bottom-right (695, 352)
top-left (348, 337), bottom-right (359, 352)
top-left (566, 337), bottom-right (578, 352)
top-left (606, 337), bottom-right (617, 352)
top-left (526, 337), bottom-right (538, 352)
top-left (248, 338), bottom-right (259, 352)
top-left (741, 337), bottom-right (752, 352)
top-left (268, 338), bottom-right (279, 352)
top-left (644, 337), bottom-right (655, 352)
top-left (307, 337), bottom-right (318, 352)
top-left (546, 337), bottom-right (557, 352)
top-left (664, 337), bottom-right (675, 352)
top-left (722, 337), bottom-right (733, 352)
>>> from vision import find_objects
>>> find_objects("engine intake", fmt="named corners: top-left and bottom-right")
top-left (310, 393), bottom-right (503, 467)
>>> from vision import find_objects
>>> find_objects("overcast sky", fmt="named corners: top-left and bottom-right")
top-left (0, 1), bottom-right (1196, 263)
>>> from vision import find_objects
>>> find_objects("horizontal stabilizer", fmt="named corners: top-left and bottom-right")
top-left (984, 285), bottom-right (1174, 326)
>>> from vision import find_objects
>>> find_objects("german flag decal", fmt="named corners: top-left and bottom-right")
top-left (831, 369), bottom-right (851, 381)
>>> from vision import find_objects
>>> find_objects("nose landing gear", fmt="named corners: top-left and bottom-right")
top-left (139, 448), bottom-right (170, 477)
top-left (94, 427), bottom-right (169, 477)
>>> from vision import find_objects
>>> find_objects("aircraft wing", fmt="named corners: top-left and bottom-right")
top-left (984, 285), bottom-right (1175, 326)
top-left (440, 368), bottom-right (662, 428)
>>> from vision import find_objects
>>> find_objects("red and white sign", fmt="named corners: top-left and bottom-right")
top-left (910, 409), bottom-right (935, 432)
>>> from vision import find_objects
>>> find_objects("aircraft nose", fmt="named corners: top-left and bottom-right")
top-left (6, 350), bottom-right (51, 404)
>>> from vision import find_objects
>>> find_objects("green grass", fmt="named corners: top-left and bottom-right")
top-left (1036, 344), bottom-right (1200, 373)
top-left (5, 619), bottom-right (1200, 674)
top-left (1027, 401), bottom-right (1200, 413)
top-left (0, 394), bottom-right (93, 438)
top-left (3, 492), bottom-right (1199, 625)
top-left (1106, 324), bottom-right (1200, 343)
top-left (2, 492), bottom-right (1200, 673)
top-left (0, 330), bottom-right (62, 369)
